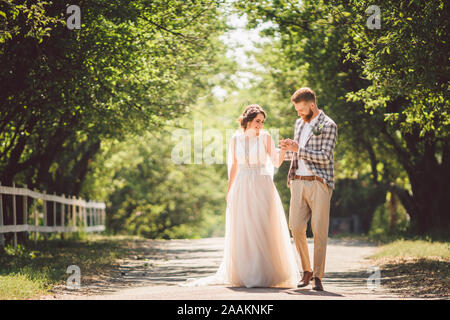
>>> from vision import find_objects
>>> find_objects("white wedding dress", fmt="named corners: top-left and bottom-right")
top-left (182, 129), bottom-right (300, 288)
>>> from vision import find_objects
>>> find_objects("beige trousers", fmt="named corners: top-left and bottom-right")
top-left (289, 179), bottom-right (333, 280)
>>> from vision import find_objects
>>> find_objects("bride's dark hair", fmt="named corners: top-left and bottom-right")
top-left (238, 104), bottom-right (266, 130)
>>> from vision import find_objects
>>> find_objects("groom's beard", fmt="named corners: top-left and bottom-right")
top-left (302, 109), bottom-right (314, 122)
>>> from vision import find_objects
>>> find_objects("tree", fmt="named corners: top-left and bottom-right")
top-left (1, 0), bottom-right (226, 192)
top-left (344, 0), bottom-right (450, 235)
top-left (236, 0), bottom-right (449, 235)
top-left (0, 0), bottom-right (228, 244)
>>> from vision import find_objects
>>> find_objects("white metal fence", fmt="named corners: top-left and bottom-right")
top-left (0, 182), bottom-right (106, 249)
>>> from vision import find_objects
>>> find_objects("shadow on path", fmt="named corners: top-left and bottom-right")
top-left (47, 237), bottom-right (401, 299)
top-left (228, 286), bottom-right (344, 298)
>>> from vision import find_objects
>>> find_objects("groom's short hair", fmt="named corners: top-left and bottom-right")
top-left (291, 87), bottom-right (316, 104)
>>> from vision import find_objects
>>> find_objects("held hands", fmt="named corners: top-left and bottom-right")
top-left (280, 138), bottom-right (299, 152)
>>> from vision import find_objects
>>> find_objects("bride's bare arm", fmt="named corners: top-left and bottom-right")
top-left (265, 133), bottom-right (286, 168)
top-left (227, 160), bottom-right (238, 194)
top-left (227, 139), bottom-right (238, 201)
top-left (277, 147), bottom-right (287, 168)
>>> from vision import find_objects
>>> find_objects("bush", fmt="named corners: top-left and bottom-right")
top-left (369, 192), bottom-right (410, 242)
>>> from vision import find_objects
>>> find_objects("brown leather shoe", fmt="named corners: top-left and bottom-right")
top-left (297, 271), bottom-right (313, 288)
top-left (312, 277), bottom-right (324, 291)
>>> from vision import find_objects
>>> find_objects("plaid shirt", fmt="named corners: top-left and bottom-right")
top-left (284, 111), bottom-right (338, 189)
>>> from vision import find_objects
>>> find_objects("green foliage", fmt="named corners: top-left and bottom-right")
top-left (369, 192), bottom-right (410, 242)
top-left (0, 0), bottom-right (234, 245)
top-left (1, 0), bottom-right (227, 195)
top-left (2, 0), bottom-right (448, 241)
top-left (81, 93), bottom-right (235, 238)
top-left (344, 0), bottom-right (449, 139)
top-left (236, 0), bottom-right (450, 235)
top-left (82, 131), bottom-right (228, 239)
top-left (0, 0), bottom-right (62, 44)
top-left (3, 243), bottom-right (27, 257)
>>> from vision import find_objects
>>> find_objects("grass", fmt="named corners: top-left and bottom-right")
top-left (0, 234), bottom-right (141, 300)
top-left (372, 239), bottom-right (450, 259)
top-left (330, 233), bottom-right (449, 299)
top-left (0, 273), bottom-right (49, 300)
top-left (329, 232), bottom-right (372, 242)
top-left (370, 239), bottom-right (450, 299)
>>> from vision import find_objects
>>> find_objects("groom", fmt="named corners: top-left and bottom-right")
top-left (280, 87), bottom-right (338, 291)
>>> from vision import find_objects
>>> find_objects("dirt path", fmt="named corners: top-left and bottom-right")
top-left (44, 237), bottom-right (409, 300)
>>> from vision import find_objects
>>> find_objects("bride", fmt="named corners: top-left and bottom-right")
top-left (182, 104), bottom-right (299, 288)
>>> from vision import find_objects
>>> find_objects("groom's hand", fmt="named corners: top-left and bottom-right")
top-left (280, 139), bottom-right (299, 152)
top-left (279, 139), bottom-right (289, 149)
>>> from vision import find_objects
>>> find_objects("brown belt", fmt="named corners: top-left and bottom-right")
top-left (294, 175), bottom-right (324, 184)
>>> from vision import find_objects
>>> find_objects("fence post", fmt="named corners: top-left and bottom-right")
top-left (53, 192), bottom-right (57, 238)
top-left (102, 208), bottom-right (105, 227)
top-left (33, 194), bottom-right (37, 244)
top-left (12, 182), bottom-right (17, 250)
top-left (74, 198), bottom-right (77, 229)
top-left (83, 205), bottom-right (87, 228)
top-left (78, 199), bottom-right (82, 230)
top-left (43, 190), bottom-right (47, 241)
top-left (0, 182), bottom-right (4, 247)
top-left (72, 196), bottom-right (76, 232)
top-left (23, 184), bottom-right (28, 243)
top-left (90, 206), bottom-right (93, 228)
top-left (61, 194), bottom-right (65, 240)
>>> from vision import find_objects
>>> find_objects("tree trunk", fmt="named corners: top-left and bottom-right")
top-left (382, 117), bottom-right (449, 236)
top-left (408, 169), bottom-right (448, 236)
top-left (404, 137), bottom-right (449, 236)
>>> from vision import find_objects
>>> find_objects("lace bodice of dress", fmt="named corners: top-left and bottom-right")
top-left (234, 134), bottom-right (265, 168)
top-left (231, 130), bottom-right (280, 170)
